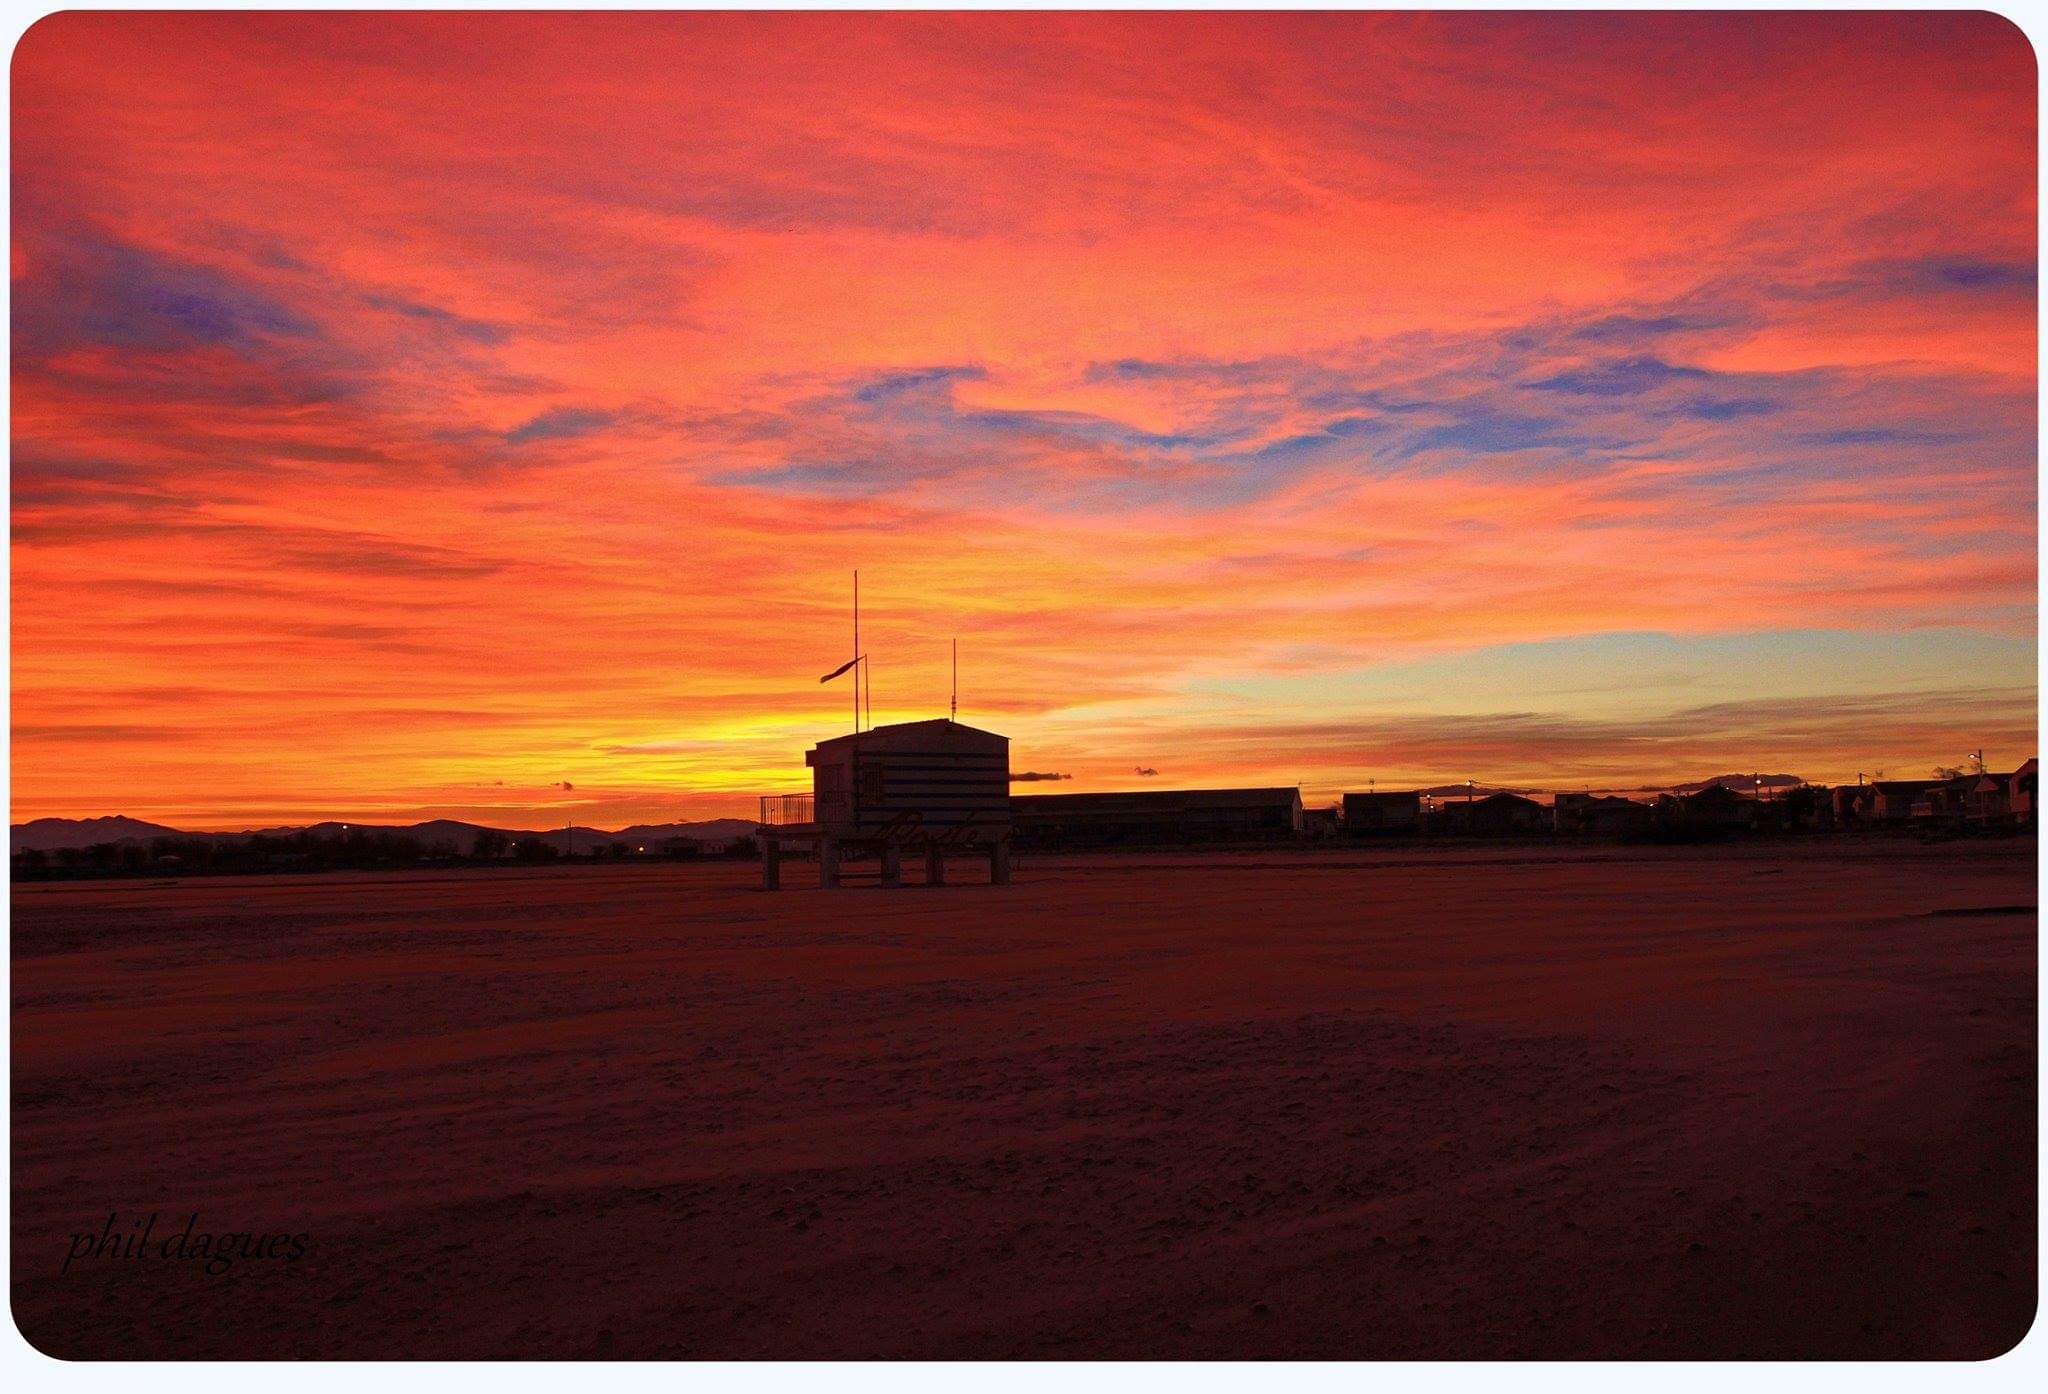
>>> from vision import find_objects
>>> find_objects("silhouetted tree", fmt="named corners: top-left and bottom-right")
top-left (1780, 785), bottom-right (1820, 824)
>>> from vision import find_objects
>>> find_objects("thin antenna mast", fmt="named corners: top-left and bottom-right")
top-left (852, 569), bottom-right (861, 831)
top-left (951, 638), bottom-right (958, 722)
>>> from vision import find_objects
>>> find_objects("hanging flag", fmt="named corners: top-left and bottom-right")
top-left (820, 655), bottom-right (863, 683)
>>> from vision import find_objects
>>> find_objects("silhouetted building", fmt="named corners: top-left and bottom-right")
top-left (1864, 779), bottom-right (1948, 823)
top-left (1554, 792), bottom-right (1654, 837)
top-left (2011, 759), bottom-right (2036, 824)
top-left (807, 718), bottom-right (1011, 839)
top-left (1948, 774), bottom-right (2008, 821)
top-left (1343, 790), bottom-right (1422, 837)
top-left (1836, 766), bottom-right (2036, 827)
top-left (1832, 783), bottom-right (1875, 824)
top-left (1923, 765), bottom-right (2036, 823)
top-left (1012, 787), bottom-right (1304, 847)
top-left (1429, 791), bottom-right (1548, 836)
top-left (1666, 783), bottom-right (1757, 831)
top-left (761, 718), bottom-right (1012, 889)
top-left (1671, 781), bottom-right (1753, 826)
top-left (1769, 784), bottom-right (1831, 831)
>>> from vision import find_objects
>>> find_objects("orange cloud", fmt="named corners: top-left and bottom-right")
top-left (10, 12), bottom-right (2036, 827)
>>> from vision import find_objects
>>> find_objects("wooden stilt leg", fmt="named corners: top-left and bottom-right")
top-left (990, 839), bottom-right (1011, 885)
top-left (819, 836), bottom-right (840, 888)
top-left (762, 835), bottom-right (780, 890)
top-left (926, 843), bottom-right (946, 886)
top-left (881, 845), bottom-right (901, 886)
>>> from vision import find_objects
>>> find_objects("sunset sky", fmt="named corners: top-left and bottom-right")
top-left (9, 10), bottom-right (2038, 829)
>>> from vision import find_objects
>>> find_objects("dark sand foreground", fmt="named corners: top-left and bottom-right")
top-left (11, 842), bottom-right (2036, 1358)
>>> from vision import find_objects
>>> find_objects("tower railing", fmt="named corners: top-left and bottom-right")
top-left (757, 793), bottom-right (814, 826)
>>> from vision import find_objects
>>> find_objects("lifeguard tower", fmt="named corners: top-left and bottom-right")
top-left (757, 719), bottom-right (1013, 888)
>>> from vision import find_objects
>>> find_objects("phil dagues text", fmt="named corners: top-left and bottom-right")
top-left (64, 1212), bottom-right (312, 1277)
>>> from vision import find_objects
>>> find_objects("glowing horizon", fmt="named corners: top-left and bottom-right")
top-left (10, 11), bottom-right (2037, 830)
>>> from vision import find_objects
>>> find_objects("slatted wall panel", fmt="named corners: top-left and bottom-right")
top-left (849, 749), bottom-right (1011, 833)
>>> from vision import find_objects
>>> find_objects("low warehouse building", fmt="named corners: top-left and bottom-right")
top-left (1012, 787), bottom-right (1304, 848)
top-left (1343, 791), bottom-right (1423, 837)
top-left (1660, 784), bottom-right (1759, 832)
top-left (1429, 792), bottom-right (1549, 836)
top-left (1554, 792), bottom-right (1655, 837)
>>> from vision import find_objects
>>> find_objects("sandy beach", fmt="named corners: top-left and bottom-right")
top-left (11, 842), bottom-right (2035, 1358)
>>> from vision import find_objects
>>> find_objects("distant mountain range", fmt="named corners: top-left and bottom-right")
top-left (10, 815), bottom-right (185, 850)
top-left (10, 816), bottom-right (760, 855)
top-left (14, 775), bottom-right (1815, 853)
top-left (1657, 773), bottom-right (1805, 794)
